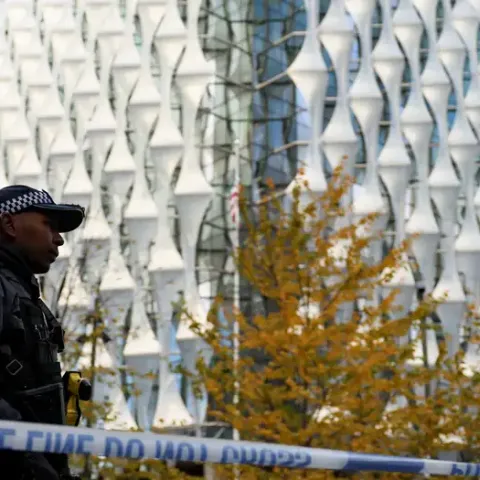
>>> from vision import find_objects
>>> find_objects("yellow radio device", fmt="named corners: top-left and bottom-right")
top-left (62, 371), bottom-right (92, 427)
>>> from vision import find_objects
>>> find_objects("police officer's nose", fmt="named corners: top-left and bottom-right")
top-left (53, 231), bottom-right (64, 247)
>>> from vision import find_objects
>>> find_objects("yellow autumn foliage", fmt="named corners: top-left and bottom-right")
top-left (180, 167), bottom-right (480, 480)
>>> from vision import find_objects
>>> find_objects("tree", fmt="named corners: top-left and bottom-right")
top-left (182, 167), bottom-right (480, 480)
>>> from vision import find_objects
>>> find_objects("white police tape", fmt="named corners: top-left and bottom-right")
top-left (0, 420), bottom-right (478, 476)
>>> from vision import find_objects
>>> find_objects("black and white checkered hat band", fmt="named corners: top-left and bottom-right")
top-left (0, 190), bottom-right (55, 214)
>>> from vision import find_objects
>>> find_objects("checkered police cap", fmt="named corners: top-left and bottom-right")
top-left (0, 185), bottom-right (85, 233)
top-left (0, 188), bottom-right (55, 214)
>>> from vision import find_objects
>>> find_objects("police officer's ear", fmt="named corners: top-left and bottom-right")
top-left (0, 213), bottom-right (16, 240)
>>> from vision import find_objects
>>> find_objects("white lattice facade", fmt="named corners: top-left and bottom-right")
top-left (1, 0), bottom-right (480, 436)
top-left (259, 0), bottom-right (480, 373)
top-left (0, 0), bottom-right (225, 432)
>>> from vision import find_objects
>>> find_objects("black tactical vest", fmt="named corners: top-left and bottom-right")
top-left (0, 246), bottom-right (66, 425)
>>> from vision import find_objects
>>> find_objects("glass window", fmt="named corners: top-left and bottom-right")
top-left (447, 108), bottom-right (456, 129)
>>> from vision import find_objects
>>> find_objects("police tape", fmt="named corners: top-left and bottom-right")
top-left (0, 419), bottom-right (478, 476)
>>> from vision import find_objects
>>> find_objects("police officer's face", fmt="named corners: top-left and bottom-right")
top-left (0, 211), bottom-right (64, 273)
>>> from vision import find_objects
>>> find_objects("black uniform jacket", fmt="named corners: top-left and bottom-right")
top-left (0, 244), bottom-right (65, 423)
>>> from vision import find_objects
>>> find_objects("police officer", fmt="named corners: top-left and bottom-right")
top-left (0, 185), bottom-right (85, 479)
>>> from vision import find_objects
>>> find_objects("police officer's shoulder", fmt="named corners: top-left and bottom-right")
top-left (0, 269), bottom-right (11, 300)
top-left (0, 268), bottom-right (20, 314)
top-left (0, 266), bottom-right (29, 296)
top-left (0, 271), bottom-right (12, 329)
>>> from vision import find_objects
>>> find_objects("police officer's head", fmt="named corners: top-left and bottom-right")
top-left (0, 185), bottom-right (85, 274)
